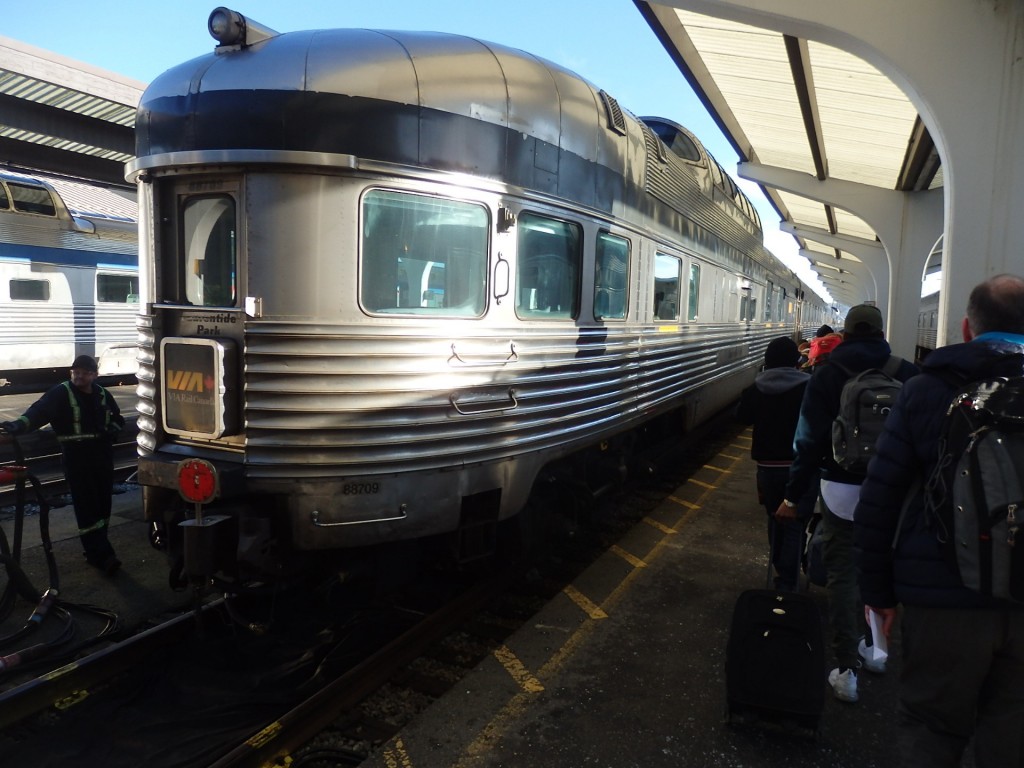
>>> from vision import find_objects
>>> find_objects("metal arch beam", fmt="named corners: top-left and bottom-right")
top-left (817, 276), bottom-right (866, 305)
top-left (780, 221), bottom-right (888, 302)
top-left (738, 161), bottom-right (942, 357)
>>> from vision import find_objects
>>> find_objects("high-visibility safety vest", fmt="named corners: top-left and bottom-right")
top-left (55, 381), bottom-right (114, 444)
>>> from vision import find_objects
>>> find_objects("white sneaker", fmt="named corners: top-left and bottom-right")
top-left (828, 667), bottom-right (859, 703)
top-left (858, 636), bottom-right (887, 674)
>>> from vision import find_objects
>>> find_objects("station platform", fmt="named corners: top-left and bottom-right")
top-left (361, 422), bottom-right (913, 768)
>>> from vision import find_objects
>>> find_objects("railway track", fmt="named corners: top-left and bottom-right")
top-left (0, 430), bottom-right (138, 510)
top-left (0, 408), bottom-right (741, 767)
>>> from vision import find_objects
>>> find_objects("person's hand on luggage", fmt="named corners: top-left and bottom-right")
top-left (773, 499), bottom-right (798, 523)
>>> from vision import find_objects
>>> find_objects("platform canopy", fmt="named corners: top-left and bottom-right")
top-left (0, 35), bottom-right (143, 189)
top-left (636, 1), bottom-right (944, 311)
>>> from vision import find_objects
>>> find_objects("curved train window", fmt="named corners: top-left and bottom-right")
top-left (515, 213), bottom-right (581, 320)
top-left (9, 183), bottom-right (56, 216)
top-left (646, 121), bottom-right (701, 163)
top-left (10, 278), bottom-right (50, 301)
top-left (653, 253), bottom-right (681, 321)
top-left (687, 263), bottom-right (701, 321)
top-left (595, 232), bottom-right (629, 320)
top-left (0, 184), bottom-right (9, 210)
top-left (97, 273), bottom-right (140, 303)
top-left (361, 190), bottom-right (488, 316)
top-left (182, 195), bottom-right (237, 307)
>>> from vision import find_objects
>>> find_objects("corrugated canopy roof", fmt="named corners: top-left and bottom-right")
top-left (0, 36), bottom-right (143, 188)
top-left (638, 3), bottom-right (943, 306)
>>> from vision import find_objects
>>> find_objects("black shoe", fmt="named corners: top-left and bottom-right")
top-left (87, 554), bottom-right (121, 576)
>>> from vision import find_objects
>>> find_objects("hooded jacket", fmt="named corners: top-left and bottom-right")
top-left (736, 366), bottom-right (810, 463)
top-left (855, 337), bottom-right (1024, 609)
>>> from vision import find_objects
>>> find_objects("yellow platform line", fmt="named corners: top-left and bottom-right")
top-left (643, 517), bottom-right (677, 535)
top-left (563, 584), bottom-right (608, 619)
top-left (611, 544), bottom-right (647, 568)
top-left (688, 478), bottom-right (716, 490)
top-left (703, 464), bottom-right (731, 474)
top-left (493, 645), bottom-right (545, 693)
top-left (442, 431), bottom-right (751, 768)
top-left (668, 495), bottom-right (699, 510)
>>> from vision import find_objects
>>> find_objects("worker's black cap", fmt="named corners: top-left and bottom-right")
top-left (70, 354), bottom-right (99, 372)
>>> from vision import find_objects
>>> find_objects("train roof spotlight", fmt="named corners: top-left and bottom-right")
top-left (208, 7), bottom-right (278, 49)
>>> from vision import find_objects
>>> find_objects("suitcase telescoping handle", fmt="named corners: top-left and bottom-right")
top-left (765, 514), bottom-right (805, 591)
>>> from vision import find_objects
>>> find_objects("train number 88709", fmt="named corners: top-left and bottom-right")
top-left (342, 482), bottom-right (382, 495)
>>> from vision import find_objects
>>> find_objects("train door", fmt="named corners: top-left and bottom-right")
top-left (149, 177), bottom-right (244, 443)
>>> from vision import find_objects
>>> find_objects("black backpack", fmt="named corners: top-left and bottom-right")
top-left (830, 356), bottom-right (904, 475)
top-left (923, 374), bottom-right (1024, 602)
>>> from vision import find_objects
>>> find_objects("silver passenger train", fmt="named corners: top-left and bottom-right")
top-left (128, 8), bottom-right (827, 583)
top-left (0, 170), bottom-right (139, 387)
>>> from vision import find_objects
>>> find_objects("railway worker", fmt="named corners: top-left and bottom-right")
top-left (774, 304), bottom-right (918, 704)
top-left (736, 335), bottom-right (813, 591)
top-left (1, 355), bottom-right (125, 575)
top-left (855, 274), bottom-right (1024, 767)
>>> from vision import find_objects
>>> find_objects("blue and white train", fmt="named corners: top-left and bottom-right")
top-left (0, 170), bottom-right (139, 388)
top-left (127, 9), bottom-right (828, 583)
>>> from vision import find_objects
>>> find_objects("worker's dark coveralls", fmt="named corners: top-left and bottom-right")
top-left (7, 380), bottom-right (124, 567)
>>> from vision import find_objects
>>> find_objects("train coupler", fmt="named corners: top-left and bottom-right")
top-left (180, 514), bottom-right (233, 583)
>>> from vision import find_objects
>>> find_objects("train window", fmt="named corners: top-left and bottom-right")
top-left (687, 263), bottom-right (701, 321)
top-left (97, 274), bottom-right (140, 303)
top-left (10, 278), bottom-right (50, 301)
top-left (182, 195), bottom-right (237, 307)
top-left (653, 253), bottom-right (681, 321)
top-left (9, 183), bottom-right (56, 216)
top-left (0, 184), bottom-right (8, 210)
top-left (645, 121), bottom-right (701, 163)
top-left (765, 280), bottom-right (774, 320)
top-left (595, 232), bottom-right (629, 320)
top-left (361, 190), bottom-right (488, 317)
top-left (515, 213), bottom-right (581, 320)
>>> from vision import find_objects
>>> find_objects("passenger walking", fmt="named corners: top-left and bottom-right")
top-left (774, 304), bottom-right (917, 703)
top-left (736, 336), bottom-right (813, 590)
top-left (856, 274), bottom-right (1024, 767)
top-left (1, 355), bottom-right (125, 575)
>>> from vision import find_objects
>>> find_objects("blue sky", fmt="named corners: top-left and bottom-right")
top-left (4, 0), bottom-right (826, 297)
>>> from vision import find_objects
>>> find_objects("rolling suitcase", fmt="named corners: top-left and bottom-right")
top-left (724, 530), bottom-right (825, 735)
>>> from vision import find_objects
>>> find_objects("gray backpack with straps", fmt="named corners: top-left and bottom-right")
top-left (923, 375), bottom-right (1024, 602)
top-left (830, 356), bottom-right (904, 474)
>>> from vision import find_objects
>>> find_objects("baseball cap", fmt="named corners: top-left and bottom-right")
top-left (843, 304), bottom-right (884, 335)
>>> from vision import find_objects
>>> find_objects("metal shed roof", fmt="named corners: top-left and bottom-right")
top-left (0, 35), bottom-right (143, 188)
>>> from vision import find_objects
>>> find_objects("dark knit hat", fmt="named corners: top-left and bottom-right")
top-left (764, 336), bottom-right (800, 369)
top-left (815, 324), bottom-right (834, 337)
top-left (70, 354), bottom-right (99, 372)
top-left (843, 304), bottom-right (884, 335)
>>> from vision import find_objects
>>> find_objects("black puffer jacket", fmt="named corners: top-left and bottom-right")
top-left (736, 367), bottom-right (810, 462)
top-left (855, 338), bottom-right (1024, 609)
top-left (783, 336), bottom-right (919, 502)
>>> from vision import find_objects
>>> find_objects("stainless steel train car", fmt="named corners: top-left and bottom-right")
top-left (916, 290), bottom-right (939, 362)
top-left (127, 8), bottom-right (827, 583)
top-left (0, 170), bottom-right (139, 387)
